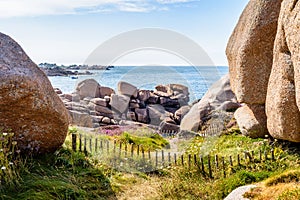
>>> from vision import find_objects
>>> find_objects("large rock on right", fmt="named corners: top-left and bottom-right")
top-left (226, 0), bottom-right (282, 104)
top-left (266, 0), bottom-right (300, 142)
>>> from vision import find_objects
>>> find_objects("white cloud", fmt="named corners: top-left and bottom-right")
top-left (156, 0), bottom-right (199, 4)
top-left (0, 0), bottom-right (197, 18)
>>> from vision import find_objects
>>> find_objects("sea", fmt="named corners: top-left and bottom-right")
top-left (49, 66), bottom-right (228, 103)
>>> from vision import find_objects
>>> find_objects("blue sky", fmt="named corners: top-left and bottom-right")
top-left (0, 0), bottom-right (248, 66)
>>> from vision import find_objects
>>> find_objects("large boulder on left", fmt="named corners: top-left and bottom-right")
top-left (0, 33), bottom-right (69, 154)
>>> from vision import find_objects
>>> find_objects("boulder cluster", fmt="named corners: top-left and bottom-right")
top-left (58, 79), bottom-right (191, 133)
top-left (226, 0), bottom-right (300, 142)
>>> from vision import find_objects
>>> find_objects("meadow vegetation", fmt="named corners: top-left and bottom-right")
top-left (0, 126), bottom-right (299, 199)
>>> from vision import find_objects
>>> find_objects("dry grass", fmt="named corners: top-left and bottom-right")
top-left (245, 183), bottom-right (300, 200)
top-left (110, 173), bottom-right (161, 200)
top-left (245, 170), bottom-right (300, 200)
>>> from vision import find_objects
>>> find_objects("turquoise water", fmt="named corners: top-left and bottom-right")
top-left (49, 66), bottom-right (228, 102)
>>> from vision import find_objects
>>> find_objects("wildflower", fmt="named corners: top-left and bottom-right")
top-left (12, 141), bottom-right (17, 145)
top-left (1, 166), bottom-right (6, 170)
top-left (9, 162), bottom-right (13, 165)
top-left (2, 132), bottom-right (7, 136)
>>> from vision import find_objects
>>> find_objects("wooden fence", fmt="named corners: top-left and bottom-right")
top-left (71, 133), bottom-right (276, 178)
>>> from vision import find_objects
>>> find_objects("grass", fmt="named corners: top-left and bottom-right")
top-left (1, 148), bottom-right (116, 200)
top-left (1, 126), bottom-right (300, 199)
top-left (117, 131), bottom-right (169, 151)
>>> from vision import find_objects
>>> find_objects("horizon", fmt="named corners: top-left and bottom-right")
top-left (0, 0), bottom-right (248, 66)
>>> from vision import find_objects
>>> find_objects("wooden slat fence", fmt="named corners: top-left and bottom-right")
top-left (71, 133), bottom-right (277, 178)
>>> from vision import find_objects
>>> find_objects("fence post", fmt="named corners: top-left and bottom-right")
top-left (264, 150), bottom-right (268, 161)
top-left (174, 153), bottom-right (177, 165)
top-left (168, 152), bottom-right (171, 166)
top-left (188, 154), bottom-right (191, 168)
top-left (137, 145), bottom-right (140, 156)
top-left (142, 145), bottom-right (145, 160)
top-left (181, 154), bottom-right (184, 166)
top-left (271, 149), bottom-right (275, 161)
top-left (119, 142), bottom-right (122, 157)
top-left (208, 155), bottom-right (212, 179)
top-left (131, 144), bottom-right (134, 157)
top-left (84, 137), bottom-right (87, 155)
top-left (113, 140), bottom-right (116, 154)
top-left (244, 151), bottom-right (247, 164)
top-left (222, 156), bottom-right (226, 178)
top-left (148, 149), bottom-right (151, 160)
top-left (215, 154), bottom-right (219, 168)
top-left (79, 134), bottom-right (82, 152)
top-left (194, 154), bottom-right (197, 166)
top-left (125, 143), bottom-right (127, 156)
top-left (100, 140), bottom-right (103, 151)
top-left (89, 138), bottom-right (92, 153)
top-left (200, 155), bottom-right (205, 176)
top-left (106, 140), bottom-right (109, 153)
top-left (229, 155), bottom-right (233, 167)
top-left (95, 138), bottom-right (98, 153)
top-left (258, 150), bottom-right (262, 162)
top-left (72, 133), bottom-right (77, 152)
top-left (237, 154), bottom-right (240, 166)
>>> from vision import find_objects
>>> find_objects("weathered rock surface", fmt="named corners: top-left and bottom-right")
top-left (0, 32), bottom-right (69, 153)
top-left (266, 0), bottom-right (300, 142)
top-left (118, 81), bottom-right (138, 98)
top-left (69, 110), bottom-right (93, 128)
top-left (110, 94), bottom-right (130, 114)
top-left (224, 185), bottom-right (257, 200)
top-left (148, 104), bottom-right (170, 126)
top-left (76, 79), bottom-right (101, 99)
top-left (226, 0), bottom-right (282, 104)
top-left (235, 104), bottom-right (268, 138)
top-left (174, 105), bottom-right (191, 123)
top-left (180, 74), bottom-right (238, 132)
top-left (99, 86), bottom-right (115, 98)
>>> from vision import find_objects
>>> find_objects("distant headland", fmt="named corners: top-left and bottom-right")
top-left (39, 63), bottom-right (114, 76)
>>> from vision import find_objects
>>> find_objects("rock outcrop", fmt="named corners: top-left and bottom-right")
top-left (266, 0), bottom-right (300, 142)
top-left (180, 74), bottom-right (238, 132)
top-left (226, 0), bottom-right (282, 138)
top-left (226, 0), bottom-right (282, 104)
top-left (226, 0), bottom-right (300, 142)
top-left (61, 79), bottom-right (189, 131)
top-left (0, 32), bottom-right (69, 154)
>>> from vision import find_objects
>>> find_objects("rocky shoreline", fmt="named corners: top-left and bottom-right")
top-left (57, 79), bottom-right (191, 133)
top-left (39, 63), bottom-right (114, 76)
